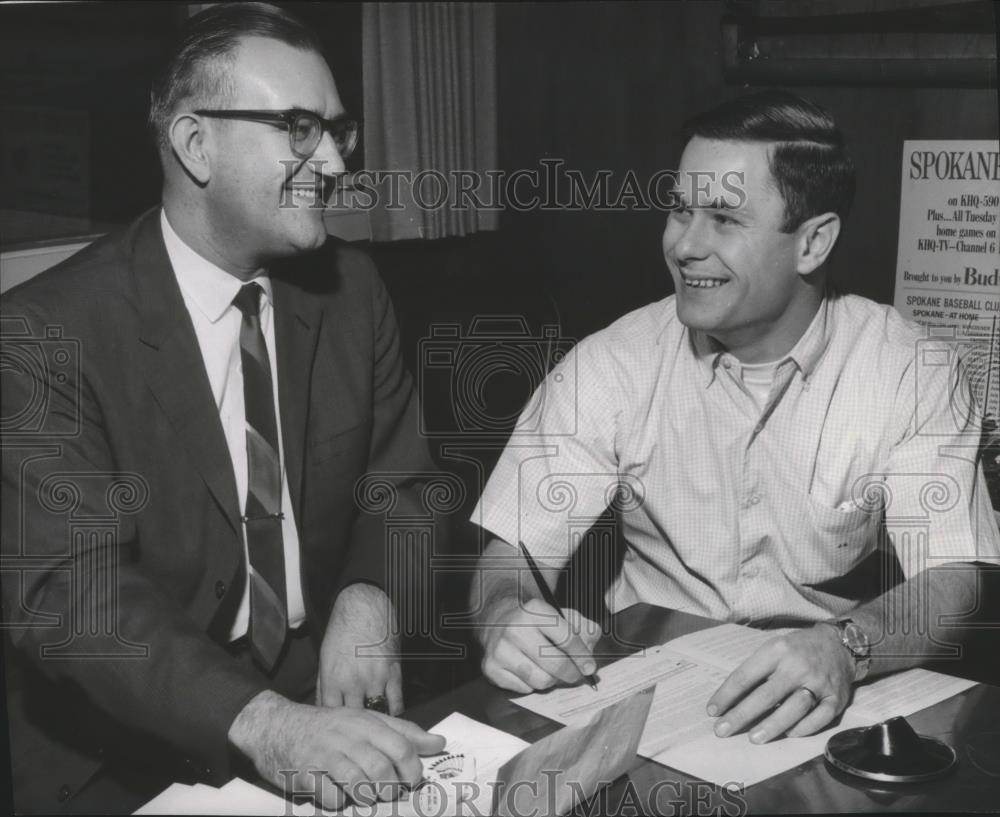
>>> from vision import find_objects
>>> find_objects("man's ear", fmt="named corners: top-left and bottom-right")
top-left (167, 113), bottom-right (212, 185)
top-left (795, 212), bottom-right (841, 276)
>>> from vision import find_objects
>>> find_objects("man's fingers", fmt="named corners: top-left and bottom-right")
top-left (487, 635), bottom-right (558, 691)
top-left (360, 719), bottom-right (424, 787)
top-left (507, 620), bottom-right (585, 685)
top-left (328, 758), bottom-right (376, 807)
top-left (712, 677), bottom-right (787, 737)
top-left (564, 608), bottom-right (603, 651)
top-left (744, 685), bottom-right (821, 744)
top-left (385, 668), bottom-right (404, 716)
top-left (342, 685), bottom-right (365, 710)
top-left (707, 649), bottom-right (777, 719)
top-left (484, 602), bottom-right (596, 690)
top-left (705, 629), bottom-right (855, 742)
top-left (495, 636), bottom-right (561, 688)
top-left (482, 657), bottom-right (534, 693)
top-left (289, 770), bottom-right (346, 812)
top-left (360, 666), bottom-right (395, 714)
top-left (540, 627), bottom-right (597, 679)
top-left (353, 742), bottom-right (407, 801)
top-left (319, 685), bottom-right (344, 709)
top-left (375, 713), bottom-right (448, 758)
top-left (786, 698), bottom-right (839, 738)
top-left (540, 609), bottom-right (598, 678)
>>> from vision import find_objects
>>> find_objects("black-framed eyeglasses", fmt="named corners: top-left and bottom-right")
top-left (194, 109), bottom-right (361, 159)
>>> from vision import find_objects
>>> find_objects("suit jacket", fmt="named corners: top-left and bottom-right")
top-left (0, 209), bottom-right (439, 811)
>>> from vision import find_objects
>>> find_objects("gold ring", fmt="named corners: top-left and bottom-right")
top-left (798, 685), bottom-right (820, 707)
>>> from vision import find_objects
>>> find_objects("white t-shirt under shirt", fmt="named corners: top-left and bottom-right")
top-left (740, 359), bottom-right (780, 411)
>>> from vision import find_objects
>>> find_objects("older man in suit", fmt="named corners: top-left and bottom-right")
top-left (1, 4), bottom-right (445, 813)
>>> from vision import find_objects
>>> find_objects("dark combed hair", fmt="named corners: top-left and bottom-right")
top-left (681, 90), bottom-right (856, 232)
top-left (148, 2), bottom-right (321, 154)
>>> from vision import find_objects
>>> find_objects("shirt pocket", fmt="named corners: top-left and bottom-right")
top-left (790, 494), bottom-right (881, 587)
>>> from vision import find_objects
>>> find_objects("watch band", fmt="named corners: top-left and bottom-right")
top-left (823, 618), bottom-right (871, 682)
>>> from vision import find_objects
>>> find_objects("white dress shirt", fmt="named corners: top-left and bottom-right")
top-left (474, 292), bottom-right (1000, 624)
top-left (161, 210), bottom-right (306, 639)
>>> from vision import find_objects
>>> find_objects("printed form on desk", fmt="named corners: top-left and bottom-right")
top-left (513, 623), bottom-right (977, 787)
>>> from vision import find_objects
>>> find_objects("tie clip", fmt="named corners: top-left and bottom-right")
top-left (242, 512), bottom-right (284, 523)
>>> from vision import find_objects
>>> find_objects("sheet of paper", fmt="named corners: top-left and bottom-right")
top-left (653, 710), bottom-right (874, 787)
top-left (850, 667), bottom-right (977, 720)
top-left (512, 623), bottom-right (980, 788)
top-left (513, 645), bottom-right (732, 758)
top-left (426, 712), bottom-right (529, 817)
top-left (135, 712), bottom-right (528, 816)
top-left (637, 660), bottom-right (728, 756)
top-left (135, 782), bottom-right (233, 815)
top-left (514, 645), bottom-right (714, 724)
top-left (664, 623), bottom-right (794, 671)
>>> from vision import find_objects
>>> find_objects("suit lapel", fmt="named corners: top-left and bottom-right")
top-left (131, 210), bottom-right (242, 536)
top-left (271, 273), bottom-right (323, 524)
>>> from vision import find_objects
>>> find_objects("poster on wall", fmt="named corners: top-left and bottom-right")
top-left (894, 140), bottom-right (999, 332)
top-left (893, 139), bottom-right (999, 507)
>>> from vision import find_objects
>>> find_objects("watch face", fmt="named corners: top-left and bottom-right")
top-left (842, 621), bottom-right (870, 656)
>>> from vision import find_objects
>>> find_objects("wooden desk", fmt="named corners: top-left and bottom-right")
top-left (406, 604), bottom-right (1000, 815)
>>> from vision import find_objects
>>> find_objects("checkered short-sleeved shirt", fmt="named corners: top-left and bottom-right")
top-left (473, 293), bottom-right (1000, 623)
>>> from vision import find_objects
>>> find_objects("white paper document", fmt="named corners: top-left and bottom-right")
top-left (136, 712), bottom-right (528, 816)
top-left (513, 623), bottom-right (977, 787)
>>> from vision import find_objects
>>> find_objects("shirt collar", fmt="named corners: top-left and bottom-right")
top-left (787, 294), bottom-right (832, 380)
top-left (160, 209), bottom-right (272, 323)
top-left (689, 294), bottom-right (833, 388)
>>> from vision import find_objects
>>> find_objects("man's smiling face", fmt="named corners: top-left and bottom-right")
top-left (204, 36), bottom-right (347, 267)
top-left (663, 137), bottom-right (819, 363)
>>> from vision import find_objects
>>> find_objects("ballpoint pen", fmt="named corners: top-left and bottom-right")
top-left (518, 540), bottom-right (599, 690)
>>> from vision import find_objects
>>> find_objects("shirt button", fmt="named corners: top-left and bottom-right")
top-left (743, 566), bottom-right (760, 578)
top-left (722, 359), bottom-right (732, 369)
top-left (747, 494), bottom-right (761, 506)
top-left (57, 784), bottom-right (72, 802)
top-left (753, 422), bottom-right (764, 434)
top-left (215, 580), bottom-right (227, 599)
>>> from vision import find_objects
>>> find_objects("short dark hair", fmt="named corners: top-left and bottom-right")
top-left (680, 90), bottom-right (855, 232)
top-left (148, 2), bottom-right (321, 154)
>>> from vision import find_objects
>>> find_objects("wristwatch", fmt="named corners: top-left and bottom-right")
top-left (823, 618), bottom-right (871, 682)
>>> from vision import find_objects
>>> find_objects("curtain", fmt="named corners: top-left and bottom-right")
top-left (362, 3), bottom-right (498, 241)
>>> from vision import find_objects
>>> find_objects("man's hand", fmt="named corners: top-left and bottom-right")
top-left (480, 597), bottom-right (601, 693)
top-left (706, 625), bottom-right (855, 743)
top-left (229, 691), bottom-right (445, 810)
top-left (317, 583), bottom-right (403, 714)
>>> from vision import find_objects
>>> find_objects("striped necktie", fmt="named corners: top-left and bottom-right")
top-left (232, 282), bottom-right (287, 671)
